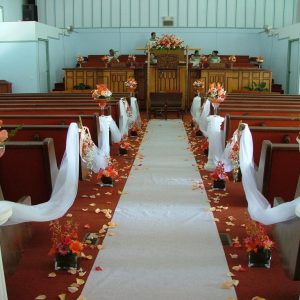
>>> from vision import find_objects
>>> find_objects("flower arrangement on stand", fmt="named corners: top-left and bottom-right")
top-left (124, 77), bottom-right (138, 96)
top-left (127, 54), bottom-right (136, 68)
top-left (92, 84), bottom-right (112, 115)
top-left (76, 56), bottom-right (85, 68)
top-left (97, 161), bottom-right (118, 187)
top-left (228, 55), bottom-right (236, 68)
top-left (244, 218), bottom-right (274, 268)
top-left (193, 79), bottom-right (205, 96)
top-left (200, 55), bottom-right (207, 68)
top-left (48, 216), bottom-right (84, 270)
top-left (118, 139), bottom-right (130, 155)
top-left (256, 56), bottom-right (264, 68)
top-left (210, 161), bottom-right (228, 190)
top-left (0, 120), bottom-right (8, 158)
top-left (207, 82), bottom-right (226, 115)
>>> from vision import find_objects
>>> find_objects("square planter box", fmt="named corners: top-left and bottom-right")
top-left (119, 147), bottom-right (128, 155)
top-left (99, 175), bottom-right (114, 187)
top-left (55, 253), bottom-right (78, 270)
top-left (248, 248), bottom-right (271, 268)
top-left (213, 179), bottom-right (226, 191)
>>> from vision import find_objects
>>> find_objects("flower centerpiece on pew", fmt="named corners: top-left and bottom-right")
top-left (210, 161), bottom-right (228, 190)
top-left (124, 77), bottom-right (138, 96)
top-left (193, 79), bottom-right (205, 96)
top-left (0, 120), bottom-right (8, 158)
top-left (207, 82), bottom-right (226, 115)
top-left (92, 84), bottom-right (112, 115)
top-left (48, 215), bottom-right (84, 270)
top-left (244, 218), bottom-right (274, 268)
top-left (97, 160), bottom-right (119, 187)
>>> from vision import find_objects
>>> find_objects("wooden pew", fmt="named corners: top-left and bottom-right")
top-left (0, 186), bottom-right (32, 277)
top-left (0, 114), bottom-right (100, 146)
top-left (0, 138), bottom-right (58, 205)
top-left (256, 141), bottom-right (300, 204)
top-left (224, 114), bottom-right (300, 144)
top-left (226, 93), bottom-right (300, 101)
top-left (273, 177), bottom-right (300, 280)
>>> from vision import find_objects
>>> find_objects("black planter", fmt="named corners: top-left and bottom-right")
top-left (195, 130), bottom-right (203, 137)
top-left (55, 253), bottom-right (78, 270)
top-left (100, 175), bottom-right (114, 187)
top-left (130, 130), bottom-right (138, 137)
top-left (213, 179), bottom-right (226, 191)
top-left (248, 248), bottom-right (271, 268)
top-left (119, 147), bottom-right (128, 155)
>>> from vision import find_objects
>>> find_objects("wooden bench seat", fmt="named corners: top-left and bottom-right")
top-left (0, 139), bottom-right (58, 205)
top-left (256, 141), bottom-right (300, 203)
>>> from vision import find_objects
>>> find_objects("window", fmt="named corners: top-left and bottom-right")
top-left (0, 6), bottom-right (3, 22)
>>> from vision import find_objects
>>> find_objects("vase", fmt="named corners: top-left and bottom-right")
top-left (55, 253), bottom-right (78, 270)
top-left (248, 248), bottom-right (271, 268)
top-left (100, 175), bottom-right (114, 187)
top-left (119, 147), bottom-right (128, 155)
top-left (213, 179), bottom-right (226, 191)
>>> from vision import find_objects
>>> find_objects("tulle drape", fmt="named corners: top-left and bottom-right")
top-left (239, 124), bottom-right (300, 225)
top-left (190, 96), bottom-right (201, 123)
top-left (197, 99), bottom-right (210, 137)
top-left (0, 123), bottom-right (80, 226)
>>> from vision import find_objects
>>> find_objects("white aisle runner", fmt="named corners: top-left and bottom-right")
top-left (82, 120), bottom-right (236, 300)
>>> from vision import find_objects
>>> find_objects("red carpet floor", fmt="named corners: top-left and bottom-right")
top-left (5, 115), bottom-right (300, 300)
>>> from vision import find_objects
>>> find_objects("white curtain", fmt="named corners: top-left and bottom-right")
top-left (119, 99), bottom-right (130, 138)
top-left (0, 123), bottom-right (80, 226)
top-left (197, 99), bottom-right (210, 137)
top-left (239, 124), bottom-right (300, 225)
top-left (130, 97), bottom-right (141, 129)
top-left (99, 115), bottom-right (121, 157)
top-left (190, 96), bottom-right (201, 123)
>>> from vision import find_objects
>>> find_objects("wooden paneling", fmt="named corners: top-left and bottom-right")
top-left (201, 69), bottom-right (272, 93)
top-left (38, 0), bottom-right (296, 28)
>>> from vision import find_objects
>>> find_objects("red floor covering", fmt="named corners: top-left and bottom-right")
top-left (5, 115), bottom-right (300, 300)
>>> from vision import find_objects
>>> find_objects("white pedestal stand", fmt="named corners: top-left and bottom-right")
top-left (204, 115), bottom-right (225, 171)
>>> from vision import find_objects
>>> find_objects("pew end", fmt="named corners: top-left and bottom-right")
top-left (273, 176), bottom-right (300, 280)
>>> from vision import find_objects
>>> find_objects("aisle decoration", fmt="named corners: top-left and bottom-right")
top-left (0, 120), bottom-right (8, 158)
top-left (97, 161), bottom-right (118, 187)
top-left (244, 218), bottom-right (274, 268)
top-left (207, 82), bottom-right (226, 115)
top-left (193, 79), bottom-right (205, 96)
top-left (49, 216), bottom-right (84, 270)
top-left (210, 161), bottom-right (228, 190)
top-left (124, 77), bottom-right (138, 96)
top-left (118, 139), bottom-right (130, 155)
top-left (92, 84), bottom-right (112, 114)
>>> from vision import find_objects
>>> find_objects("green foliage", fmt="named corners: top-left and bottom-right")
top-left (73, 83), bottom-right (91, 90)
top-left (245, 81), bottom-right (268, 92)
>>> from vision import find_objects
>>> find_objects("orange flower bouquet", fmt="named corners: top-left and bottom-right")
top-left (49, 216), bottom-right (84, 270)
top-left (210, 161), bottom-right (228, 190)
top-left (0, 120), bottom-right (8, 158)
top-left (97, 162), bottom-right (118, 187)
top-left (92, 84), bottom-right (112, 113)
top-left (244, 218), bottom-right (274, 268)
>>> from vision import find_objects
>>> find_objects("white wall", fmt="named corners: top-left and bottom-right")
top-left (0, 0), bottom-right (24, 22)
top-left (36, 0), bottom-right (297, 29)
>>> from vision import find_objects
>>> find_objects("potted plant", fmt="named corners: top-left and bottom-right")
top-left (97, 162), bottom-right (118, 187)
top-left (210, 161), bottom-right (228, 190)
top-left (244, 218), bottom-right (274, 268)
top-left (48, 216), bottom-right (84, 270)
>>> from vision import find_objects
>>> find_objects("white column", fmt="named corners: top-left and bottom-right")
top-left (204, 115), bottom-right (225, 171)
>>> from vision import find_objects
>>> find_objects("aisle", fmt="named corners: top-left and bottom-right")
top-left (81, 119), bottom-right (236, 300)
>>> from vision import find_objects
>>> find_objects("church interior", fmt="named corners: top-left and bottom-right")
top-left (0, 0), bottom-right (300, 299)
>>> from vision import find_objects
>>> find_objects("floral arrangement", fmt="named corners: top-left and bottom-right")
top-left (228, 55), bottom-right (236, 63)
top-left (92, 84), bottom-right (112, 99)
top-left (77, 56), bottom-right (85, 64)
top-left (207, 82), bottom-right (226, 101)
top-left (124, 77), bottom-right (138, 90)
top-left (128, 54), bottom-right (136, 61)
top-left (48, 216), bottom-right (84, 257)
top-left (153, 34), bottom-right (185, 50)
top-left (0, 120), bottom-right (8, 144)
top-left (256, 56), bottom-right (264, 63)
top-left (210, 161), bottom-right (228, 181)
top-left (97, 162), bottom-right (118, 180)
top-left (193, 79), bottom-right (205, 89)
top-left (244, 218), bottom-right (275, 253)
top-left (200, 55), bottom-right (208, 62)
